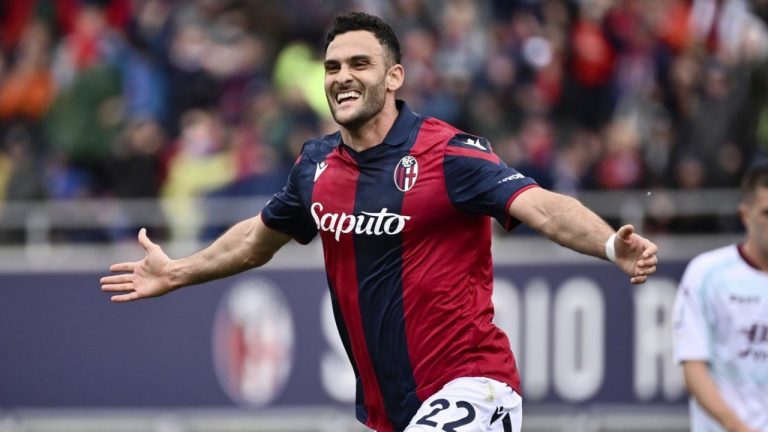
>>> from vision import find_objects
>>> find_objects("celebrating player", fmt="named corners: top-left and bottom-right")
top-left (673, 163), bottom-right (768, 432)
top-left (101, 12), bottom-right (659, 432)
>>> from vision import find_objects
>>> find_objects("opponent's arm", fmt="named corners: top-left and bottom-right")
top-left (682, 360), bottom-right (758, 432)
top-left (101, 215), bottom-right (291, 302)
top-left (508, 187), bottom-right (658, 284)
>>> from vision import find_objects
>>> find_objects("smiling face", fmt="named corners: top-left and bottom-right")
top-left (324, 30), bottom-right (401, 130)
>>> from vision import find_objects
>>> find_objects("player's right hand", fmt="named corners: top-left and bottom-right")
top-left (100, 228), bottom-right (174, 302)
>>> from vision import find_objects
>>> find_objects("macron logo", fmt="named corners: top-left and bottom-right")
top-left (314, 162), bottom-right (328, 182)
top-left (490, 406), bottom-right (505, 425)
top-left (464, 137), bottom-right (486, 151)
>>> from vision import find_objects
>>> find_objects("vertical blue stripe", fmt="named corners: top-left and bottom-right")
top-left (347, 141), bottom-right (420, 430)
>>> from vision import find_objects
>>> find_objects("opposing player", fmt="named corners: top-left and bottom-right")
top-left (672, 163), bottom-right (768, 432)
top-left (101, 12), bottom-right (659, 432)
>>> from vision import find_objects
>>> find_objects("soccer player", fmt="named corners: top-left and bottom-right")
top-left (101, 12), bottom-right (659, 432)
top-left (672, 163), bottom-right (768, 432)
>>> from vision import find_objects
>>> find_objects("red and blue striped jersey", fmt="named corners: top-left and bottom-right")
top-left (261, 101), bottom-right (538, 431)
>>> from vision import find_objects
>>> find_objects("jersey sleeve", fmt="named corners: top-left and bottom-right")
top-left (672, 257), bottom-right (713, 363)
top-left (443, 134), bottom-right (538, 230)
top-left (260, 154), bottom-right (318, 245)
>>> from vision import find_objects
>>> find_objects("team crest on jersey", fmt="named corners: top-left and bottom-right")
top-left (394, 155), bottom-right (418, 192)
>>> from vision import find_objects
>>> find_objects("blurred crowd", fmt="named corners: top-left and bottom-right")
top-left (1, 0), bottom-right (768, 242)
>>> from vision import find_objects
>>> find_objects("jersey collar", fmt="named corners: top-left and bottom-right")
top-left (382, 100), bottom-right (419, 146)
top-left (738, 243), bottom-right (766, 272)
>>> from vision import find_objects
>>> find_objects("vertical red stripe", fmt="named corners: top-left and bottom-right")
top-left (400, 119), bottom-right (521, 401)
top-left (400, 124), bottom-right (480, 399)
top-left (312, 151), bottom-right (391, 431)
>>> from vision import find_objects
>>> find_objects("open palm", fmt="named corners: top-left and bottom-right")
top-left (100, 228), bottom-right (174, 302)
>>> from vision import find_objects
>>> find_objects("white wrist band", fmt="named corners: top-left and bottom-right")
top-left (605, 233), bottom-right (617, 262)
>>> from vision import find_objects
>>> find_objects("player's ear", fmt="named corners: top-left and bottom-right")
top-left (739, 203), bottom-right (749, 227)
top-left (386, 63), bottom-right (404, 92)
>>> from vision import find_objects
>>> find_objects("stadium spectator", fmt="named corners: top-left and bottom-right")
top-left (0, 124), bottom-right (46, 243)
top-left (160, 108), bottom-right (235, 241)
top-left (0, 19), bottom-right (55, 122)
top-left (106, 118), bottom-right (167, 240)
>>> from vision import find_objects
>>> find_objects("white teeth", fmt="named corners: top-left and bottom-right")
top-left (337, 91), bottom-right (361, 102)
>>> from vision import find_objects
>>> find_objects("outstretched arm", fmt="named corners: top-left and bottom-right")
top-left (682, 360), bottom-right (758, 432)
top-left (508, 187), bottom-right (658, 284)
top-left (100, 215), bottom-right (292, 302)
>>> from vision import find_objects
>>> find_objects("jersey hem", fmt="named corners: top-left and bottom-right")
top-left (503, 184), bottom-right (540, 231)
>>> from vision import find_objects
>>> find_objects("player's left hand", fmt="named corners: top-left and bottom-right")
top-left (613, 224), bottom-right (658, 284)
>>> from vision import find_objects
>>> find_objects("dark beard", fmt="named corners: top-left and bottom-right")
top-left (331, 82), bottom-right (386, 130)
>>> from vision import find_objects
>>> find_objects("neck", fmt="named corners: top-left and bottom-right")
top-left (340, 99), bottom-right (398, 152)
top-left (742, 240), bottom-right (768, 272)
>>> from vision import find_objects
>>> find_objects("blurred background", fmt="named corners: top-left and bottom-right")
top-left (0, 0), bottom-right (765, 431)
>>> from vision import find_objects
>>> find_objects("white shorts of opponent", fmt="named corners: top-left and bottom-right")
top-left (404, 377), bottom-right (522, 432)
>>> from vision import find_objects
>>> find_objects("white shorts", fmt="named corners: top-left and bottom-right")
top-left (403, 377), bottom-right (523, 432)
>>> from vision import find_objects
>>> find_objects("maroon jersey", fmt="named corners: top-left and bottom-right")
top-left (262, 101), bottom-right (537, 431)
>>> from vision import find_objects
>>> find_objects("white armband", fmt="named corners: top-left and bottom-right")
top-left (605, 233), bottom-right (617, 262)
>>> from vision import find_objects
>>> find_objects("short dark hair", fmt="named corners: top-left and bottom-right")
top-left (741, 162), bottom-right (768, 203)
top-left (325, 12), bottom-right (401, 66)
